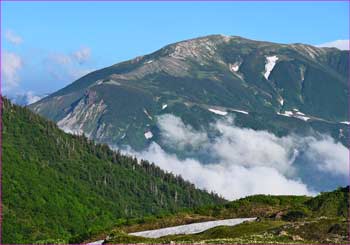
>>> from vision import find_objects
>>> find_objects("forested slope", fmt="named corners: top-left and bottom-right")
top-left (1, 97), bottom-right (224, 243)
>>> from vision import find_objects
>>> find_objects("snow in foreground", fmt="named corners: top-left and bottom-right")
top-left (129, 217), bottom-right (256, 238)
top-left (86, 239), bottom-right (104, 245)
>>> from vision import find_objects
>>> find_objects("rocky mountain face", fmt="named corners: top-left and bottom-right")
top-left (30, 35), bottom-right (349, 151)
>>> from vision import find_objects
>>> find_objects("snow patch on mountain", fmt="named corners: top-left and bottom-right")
top-left (145, 59), bottom-right (154, 64)
top-left (144, 131), bottom-right (153, 139)
top-left (264, 55), bottom-right (278, 79)
top-left (232, 109), bottom-right (249, 115)
top-left (294, 115), bottom-right (310, 122)
top-left (277, 111), bottom-right (293, 117)
top-left (96, 79), bottom-right (103, 85)
top-left (105, 79), bottom-right (121, 86)
top-left (278, 98), bottom-right (284, 106)
top-left (277, 110), bottom-right (310, 121)
top-left (229, 62), bottom-right (240, 72)
top-left (209, 108), bottom-right (228, 116)
top-left (143, 109), bottom-right (153, 120)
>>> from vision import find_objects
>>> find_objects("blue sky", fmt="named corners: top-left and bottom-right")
top-left (2, 1), bottom-right (349, 98)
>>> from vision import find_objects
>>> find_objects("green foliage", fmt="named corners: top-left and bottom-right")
top-left (103, 187), bottom-right (349, 244)
top-left (281, 210), bottom-right (308, 221)
top-left (2, 97), bottom-right (224, 244)
top-left (305, 186), bottom-right (349, 217)
top-left (192, 194), bottom-right (311, 219)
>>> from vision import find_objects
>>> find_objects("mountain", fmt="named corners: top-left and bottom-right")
top-left (2, 97), bottom-right (224, 244)
top-left (90, 187), bottom-right (349, 244)
top-left (30, 34), bottom-right (349, 151)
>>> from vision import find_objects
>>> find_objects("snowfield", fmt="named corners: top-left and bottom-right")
top-left (86, 240), bottom-right (104, 245)
top-left (264, 55), bottom-right (278, 79)
top-left (129, 218), bottom-right (256, 238)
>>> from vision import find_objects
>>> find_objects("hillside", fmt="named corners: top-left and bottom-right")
top-left (30, 35), bottom-right (349, 151)
top-left (93, 187), bottom-right (349, 244)
top-left (1, 97), bottom-right (224, 244)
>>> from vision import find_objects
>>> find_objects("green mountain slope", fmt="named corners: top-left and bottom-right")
top-left (98, 187), bottom-right (349, 244)
top-left (2, 97), bottom-right (224, 244)
top-left (30, 35), bottom-right (349, 151)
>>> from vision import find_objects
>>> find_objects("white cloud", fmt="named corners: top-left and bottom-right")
top-left (158, 114), bottom-right (208, 150)
top-left (72, 47), bottom-right (91, 64)
top-left (5, 30), bottom-right (23, 45)
top-left (212, 118), bottom-right (298, 176)
top-left (317, 40), bottom-right (349, 50)
top-left (45, 47), bottom-right (93, 81)
top-left (1, 51), bottom-right (23, 91)
top-left (47, 46), bottom-right (91, 66)
top-left (306, 137), bottom-right (349, 176)
top-left (49, 53), bottom-right (72, 65)
top-left (123, 114), bottom-right (348, 200)
top-left (128, 143), bottom-right (312, 200)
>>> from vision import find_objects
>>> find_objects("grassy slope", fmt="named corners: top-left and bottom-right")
top-left (104, 187), bottom-right (349, 244)
top-left (2, 98), bottom-right (224, 244)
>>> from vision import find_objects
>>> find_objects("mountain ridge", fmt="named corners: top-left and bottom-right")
top-left (30, 34), bottom-right (349, 152)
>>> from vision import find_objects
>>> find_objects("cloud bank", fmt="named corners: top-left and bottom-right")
top-left (124, 114), bottom-right (348, 200)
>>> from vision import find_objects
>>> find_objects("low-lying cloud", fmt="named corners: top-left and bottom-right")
top-left (132, 143), bottom-right (311, 200)
top-left (124, 114), bottom-right (348, 200)
top-left (306, 138), bottom-right (349, 176)
top-left (158, 114), bottom-right (208, 150)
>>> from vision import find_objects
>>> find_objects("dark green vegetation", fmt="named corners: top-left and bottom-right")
top-left (30, 35), bottom-right (349, 151)
top-left (2, 97), bottom-right (224, 244)
top-left (100, 187), bottom-right (349, 244)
